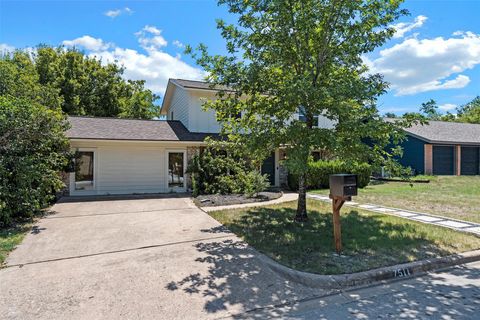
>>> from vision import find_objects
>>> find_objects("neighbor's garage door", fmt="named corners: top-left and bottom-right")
top-left (461, 146), bottom-right (480, 175)
top-left (433, 146), bottom-right (455, 175)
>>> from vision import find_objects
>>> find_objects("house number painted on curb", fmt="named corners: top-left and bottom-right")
top-left (393, 268), bottom-right (413, 278)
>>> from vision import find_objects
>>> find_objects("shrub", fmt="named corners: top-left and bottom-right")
top-left (237, 171), bottom-right (270, 198)
top-left (288, 160), bottom-right (372, 190)
top-left (0, 96), bottom-right (70, 227)
top-left (187, 148), bottom-right (269, 197)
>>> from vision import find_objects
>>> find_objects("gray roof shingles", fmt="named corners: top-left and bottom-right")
top-left (66, 116), bottom-right (214, 142)
top-left (403, 120), bottom-right (480, 144)
top-left (172, 79), bottom-right (233, 92)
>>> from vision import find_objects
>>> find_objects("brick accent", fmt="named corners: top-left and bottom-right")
top-left (456, 145), bottom-right (461, 176)
top-left (424, 144), bottom-right (433, 175)
top-left (186, 146), bottom-right (200, 190)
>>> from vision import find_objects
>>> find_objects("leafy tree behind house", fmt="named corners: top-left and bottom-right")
top-left (0, 96), bottom-right (70, 226)
top-left (188, 0), bottom-right (414, 221)
top-left (0, 46), bottom-right (160, 119)
top-left (402, 99), bottom-right (460, 122)
top-left (457, 96), bottom-right (480, 123)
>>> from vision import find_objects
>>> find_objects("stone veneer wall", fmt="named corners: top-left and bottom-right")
top-left (278, 149), bottom-right (289, 188)
top-left (186, 146), bottom-right (200, 191)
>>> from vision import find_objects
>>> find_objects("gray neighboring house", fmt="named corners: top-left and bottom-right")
top-left (399, 120), bottom-right (480, 175)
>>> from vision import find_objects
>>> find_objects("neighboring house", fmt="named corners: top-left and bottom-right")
top-left (398, 120), bottom-right (480, 176)
top-left (66, 78), bottom-right (337, 196)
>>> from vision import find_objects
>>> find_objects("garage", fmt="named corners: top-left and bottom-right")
top-left (66, 116), bottom-right (209, 196)
top-left (433, 146), bottom-right (455, 175)
top-left (461, 146), bottom-right (480, 175)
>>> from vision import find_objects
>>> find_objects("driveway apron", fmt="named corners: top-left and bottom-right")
top-left (0, 196), bottom-right (324, 319)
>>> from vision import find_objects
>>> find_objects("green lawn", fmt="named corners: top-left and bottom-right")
top-left (0, 224), bottom-right (30, 266)
top-left (312, 176), bottom-right (480, 223)
top-left (209, 199), bottom-right (480, 275)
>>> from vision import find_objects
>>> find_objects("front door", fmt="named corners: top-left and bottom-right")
top-left (261, 152), bottom-right (276, 186)
top-left (168, 152), bottom-right (185, 191)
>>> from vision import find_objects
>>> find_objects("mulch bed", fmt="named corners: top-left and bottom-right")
top-left (194, 191), bottom-right (282, 207)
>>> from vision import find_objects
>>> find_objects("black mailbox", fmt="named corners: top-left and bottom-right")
top-left (329, 174), bottom-right (357, 197)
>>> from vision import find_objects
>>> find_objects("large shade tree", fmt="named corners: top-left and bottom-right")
top-left (0, 46), bottom-right (160, 119)
top-left (189, 0), bottom-right (416, 221)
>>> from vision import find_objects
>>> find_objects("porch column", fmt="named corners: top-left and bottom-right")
top-left (424, 144), bottom-right (433, 175)
top-left (456, 145), bottom-right (461, 176)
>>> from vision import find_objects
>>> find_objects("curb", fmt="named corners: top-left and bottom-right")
top-left (258, 249), bottom-right (480, 289)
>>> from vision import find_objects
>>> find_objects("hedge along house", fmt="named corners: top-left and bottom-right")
top-left (398, 120), bottom-right (480, 176)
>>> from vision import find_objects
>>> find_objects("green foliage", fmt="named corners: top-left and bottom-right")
top-left (456, 96), bottom-right (480, 124)
top-left (187, 147), bottom-right (269, 197)
top-left (0, 96), bottom-right (70, 226)
top-left (288, 160), bottom-right (372, 190)
top-left (188, 0), bottom-right (417, 217)
top-left (237, 171), bottom-right (270, 198)
top-left (0, 46), bottom-right (160, 119)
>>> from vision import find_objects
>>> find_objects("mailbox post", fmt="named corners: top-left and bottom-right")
top-left (329, 174), bottom-right (357, 253)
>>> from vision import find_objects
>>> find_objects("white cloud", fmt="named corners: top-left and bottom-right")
top-left (63, 35), bottom-right (112, 51)
top-left (7, 26), bottom-right (204, 96)
top-left (135, 25), bottom-right (168, 50)
top-left (0, 43), bottom-right (15, 53)
top-left (104, 7), bottom-right (133, 18)
top-left (367, 31), bottom-right (480, 95)
top-left (392, 15), bottom-right (428, 39)
top-left (439, 103), bottom-right (458, 112)
top-left (72, 27), bottom-right (205, 95)
top-left (173, 40), bottom-right (184, 49)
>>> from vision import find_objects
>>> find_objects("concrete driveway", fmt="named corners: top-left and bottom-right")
top-left (0, 196), bottom-right (322, 319)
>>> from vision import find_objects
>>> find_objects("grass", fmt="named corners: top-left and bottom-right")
top-left (0, 224), bottom-right (31, 266)
top-left (312, 176), bottom-right (480, 223)
top-left (209, 199), bottom-right (480, 275)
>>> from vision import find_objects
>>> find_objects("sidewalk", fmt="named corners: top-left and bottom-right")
top-left (307, 193), bottom-right (480, 237)
top-left (201, 192), bottom-right (299, 212)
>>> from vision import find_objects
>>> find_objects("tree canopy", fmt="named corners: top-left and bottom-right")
top-left (0, 96), bottom-right (70, 226)
top-left (189, 0), bottom-right (415, 220)
top-left (0, 46), bottom-right (160, 119)
top-left (457, 96), bottom-right (480, 124)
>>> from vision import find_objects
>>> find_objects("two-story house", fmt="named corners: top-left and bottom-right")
top-left (65, 78), bottom-right (336, 196)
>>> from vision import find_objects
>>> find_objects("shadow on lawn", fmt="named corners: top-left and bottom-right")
top-left (165, 206), bottom-right (456, 317)
top-left (223, 207), bottom-right (451, 274)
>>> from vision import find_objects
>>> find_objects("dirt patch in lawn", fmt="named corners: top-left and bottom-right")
top-left (195, 191), bottom-right (282, 207)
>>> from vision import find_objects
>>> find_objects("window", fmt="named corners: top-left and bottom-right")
top-left (297, 106), bottom-right (319, 127)
top-left (170, 111), bottom-right (174, 120)
top-left (168, 152), bottom-right (184, 188)
top-left (75, 151), bottom-right (94, 190)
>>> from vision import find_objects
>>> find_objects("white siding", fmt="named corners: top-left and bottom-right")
top-left (188, 91), bottom-right (222, 133)
top-left (169, 86), bottom-right (190, 127)
top-left (69, 140), bottom-right (188, 196)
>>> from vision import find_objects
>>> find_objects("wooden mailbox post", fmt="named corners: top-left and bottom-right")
top-left (329, 174), bottom-right (358, 253)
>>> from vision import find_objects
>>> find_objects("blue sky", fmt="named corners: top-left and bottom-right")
top-left (1, 0), bottom-right (479, 115)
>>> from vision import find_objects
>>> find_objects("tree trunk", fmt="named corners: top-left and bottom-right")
top-left (295, 172), bottom-right (308, 222)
